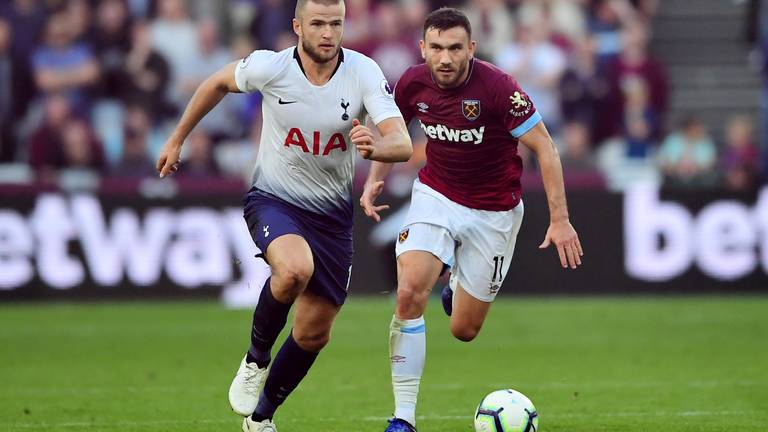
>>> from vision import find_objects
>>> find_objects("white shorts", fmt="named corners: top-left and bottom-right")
top-left (395, 179), bottom-right (524, 302)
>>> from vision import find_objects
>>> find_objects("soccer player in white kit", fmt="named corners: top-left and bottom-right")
top-left (156, 1), bottom-right (411, 431)
top-left (359, 8), bottom-right (583, 432)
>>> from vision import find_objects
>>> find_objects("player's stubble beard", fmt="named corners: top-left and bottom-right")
top-left (432, 58), bottom-right (469, 89)
top-left (302, 38), bottom-right (341, 64)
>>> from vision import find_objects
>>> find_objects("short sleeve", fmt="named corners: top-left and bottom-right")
top-left (393, 74), bottom-right (414, 125)
top-left (234, 50), bottom-right (282, 93)
top-left (358, 57), bottom-right (403, 125)
top-left (495, 74), bottom-right (542, 138)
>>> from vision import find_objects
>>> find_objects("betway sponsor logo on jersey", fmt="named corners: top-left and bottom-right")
top-left (419, 121), bottom-right (485, 145)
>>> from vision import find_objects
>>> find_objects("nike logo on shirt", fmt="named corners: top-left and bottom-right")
top-left (278, 98), bottom-right (297, 105)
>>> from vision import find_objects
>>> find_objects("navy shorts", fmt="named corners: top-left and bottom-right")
top-left (243, 188), bottom-right (353, 306)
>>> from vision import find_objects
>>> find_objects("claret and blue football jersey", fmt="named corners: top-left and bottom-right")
top-left (394, 58), bottom-right (542, 211)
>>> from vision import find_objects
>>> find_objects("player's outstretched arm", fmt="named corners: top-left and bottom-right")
top-left (350, 117), bottom-right (412, 163)
top-left (360, 160), bottom-right (394, 222)
top-left (352, 116), bottom-right (411, 221)
top-left (156, 61), bottom-right (241, 178)
top-left (519, 121), bottom-right (583, 269)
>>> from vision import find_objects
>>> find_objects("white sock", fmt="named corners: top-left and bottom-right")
top-left (389, 315), bottom-right (426, 427)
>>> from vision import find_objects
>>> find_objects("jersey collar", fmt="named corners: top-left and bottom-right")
top-left (293, 46), bottom-right (345, 81)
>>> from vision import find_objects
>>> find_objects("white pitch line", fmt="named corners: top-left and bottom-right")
top-left (3, 410), bottom-right (760, 429)
top-left (2, 379), bottom-right (763, 396)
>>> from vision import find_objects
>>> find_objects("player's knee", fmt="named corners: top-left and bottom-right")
top-left (293, 330), bottom-right (330, 352)
top-left (272, 264), bottom-right (313, 297)
top-left (450, 322), bottom-right (480, 342)
top-left (395, 281), bottom-right (429, 317)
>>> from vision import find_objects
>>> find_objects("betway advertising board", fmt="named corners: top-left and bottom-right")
top-left (0, 186), bottom-right (765, 300)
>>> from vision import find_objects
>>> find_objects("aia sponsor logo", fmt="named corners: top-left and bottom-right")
top-left (284, 128), bottom-right (348, 156)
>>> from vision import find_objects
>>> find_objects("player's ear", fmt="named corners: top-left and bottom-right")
top-left (468, 40), bottom-right (477, 57)
top-left (292, 18), bottom-right (302, 38)
top-left (419, 40), bottom-right (426, 60)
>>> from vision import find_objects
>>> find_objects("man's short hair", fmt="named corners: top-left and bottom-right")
top-left (423, 7), bottom-right (472, 39)
top-left (295, 0), bottom-right (344, 19)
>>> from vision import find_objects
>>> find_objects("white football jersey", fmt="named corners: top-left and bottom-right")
top-left (234, 47), bottom-right (402, 222)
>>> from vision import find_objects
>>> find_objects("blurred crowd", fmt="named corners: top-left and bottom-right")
top-left (0, 0), bottom-right (763, 193)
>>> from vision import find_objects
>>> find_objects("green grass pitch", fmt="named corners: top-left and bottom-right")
top-left (1, 296), bottom-right (766, 431)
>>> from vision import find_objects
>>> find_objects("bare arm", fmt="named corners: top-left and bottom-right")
top-left (359, 159), bottom-right (395, 222)
top-left (353, 116), bottom-right (412, 221)
top-left (155, 61), bottom-right (241, 177)
top-left (519, 121), bottom-right (583, 269)
top-left (350, 116), bottom-right (412, 163)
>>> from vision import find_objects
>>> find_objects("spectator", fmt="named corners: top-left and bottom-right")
top-left (402, 0), bottom-right (429, 44)
top-left (518, 0), bottom-right (587, 50)
top-left (337, 0), bottom-right (371, 51)
top-left (66, 0), bottom-right (93, 42)
top-left (180, 19), bottom-right (241, 140)
top-left (629, 0), bottom-right (659, 19)
top-left (588, 0), bottom-right (636, 66)
top-left (363, 2), bottom-right (420, 84)
top-left (93, 0), bottom-right (133, 99)
top-left (111, 105), bottom-right (155, 178)
top-left (274, 31), bottom-right (298, 51)
top-left (601, 19), bottom-right (667, 142)
top-left (621, 76), bottom-right (657, 158)
top-left (0, 0), bottom-right (46, 62)
top-left (0, 0), bottom-right (46, 124)
top-left (119, 21), bottom-right (171, 118)
top-left (126, 0), bottom-right (152, 19)
top-left (560, 120), bottom-right (598, 173)
top-left (559, 35), bottom-right (609, 139)
top-left (150, 0), bottom-right (198, 107)
top-left (179, 130), bottom-right (219, 178)
top-left (0, 18), bottom-right (13, 161)
top-left (230, 34), bottom-right (262, 127)
top-left (755, 0), bottom-right (768, 179)
top-left (462, 0), bottom-right (515, 60)
top-left (28, 93), bottom-right (72, 173)
top-left (658, 116), bottom-right (717, 188)
top-left (248, 0), bottom-right (293, 51)
top-left (60, 118), bottom-right (105, 171)
top-left (32, 9), bottom-right (100, 112)
top-left (721, 115), bottom-right (761, 191)
top-left (496, 21), bottom-right (567, 132)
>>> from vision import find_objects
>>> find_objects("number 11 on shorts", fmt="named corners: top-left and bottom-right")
top-left (492, 256), bottom-right (505, 282)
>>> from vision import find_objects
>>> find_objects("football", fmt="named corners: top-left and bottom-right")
top-left (474, 389), bottom-right (539, 432)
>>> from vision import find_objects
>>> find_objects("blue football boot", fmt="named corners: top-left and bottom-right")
top-left (440, 284), bottom-right (453, 316)
top-left (384, 418), bottom-right (417, 432)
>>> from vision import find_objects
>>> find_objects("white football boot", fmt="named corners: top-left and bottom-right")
top-left (242, 417), bottom-right (277, 432)
top-left (229, 355), bottom-right (269, 416)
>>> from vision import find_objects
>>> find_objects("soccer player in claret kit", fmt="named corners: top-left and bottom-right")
top-left (155, 1), bottom-right (412, 431)
top-left (359, 8), bottom-right (583, 432)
